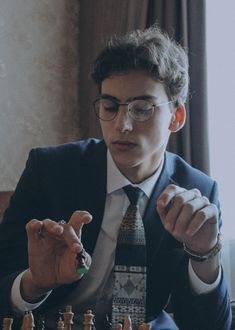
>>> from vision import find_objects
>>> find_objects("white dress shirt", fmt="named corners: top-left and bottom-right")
top-left (11, 150), bottom-right (221, 314)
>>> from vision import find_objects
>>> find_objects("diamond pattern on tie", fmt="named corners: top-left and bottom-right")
top-left (112, 185), bottom-right (146, 329)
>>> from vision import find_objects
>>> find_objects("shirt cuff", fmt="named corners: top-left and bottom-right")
top-left (11, 270), bottom-right (52, 314)
top-left (188, 259), bottom-right (221, 295)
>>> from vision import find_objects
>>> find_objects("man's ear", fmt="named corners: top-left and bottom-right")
top-left (169, 104), bottom-right (186, 132)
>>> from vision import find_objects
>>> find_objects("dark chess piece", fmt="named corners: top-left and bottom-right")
top-left (94, 314), bottom-right (111, 330)
top-left (35, 315), bottom-right (45, 330)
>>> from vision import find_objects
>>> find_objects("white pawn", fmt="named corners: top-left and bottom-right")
top-left (63, 305), bottom-right (74, 330)
top-left (2, 318), bottom-right (13, 330)
top-left (83, 310), bottom-right (94, 330)
top-left (57, 317), bottom-right (65, 330)
top-left (21, 311), bottom-right (35, 330)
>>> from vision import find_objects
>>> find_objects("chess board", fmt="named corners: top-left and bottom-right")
top-left (2, 305), bottom-right (152, 330)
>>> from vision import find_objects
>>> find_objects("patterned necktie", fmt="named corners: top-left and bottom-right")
top-left (112, 185), bottom-right (146, 329)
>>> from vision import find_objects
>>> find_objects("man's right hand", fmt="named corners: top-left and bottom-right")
top-left (21, 210), bottom-right (92, 303)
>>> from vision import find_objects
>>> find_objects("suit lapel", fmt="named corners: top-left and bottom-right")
top-left (78, 141), bottom-right (107, 255)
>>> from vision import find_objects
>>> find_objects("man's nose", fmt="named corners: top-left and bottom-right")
top-left (114, 106), bottom-right (133, 132)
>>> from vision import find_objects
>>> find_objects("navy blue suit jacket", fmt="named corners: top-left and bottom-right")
top-left (0, 139), bottom-right (232, 329)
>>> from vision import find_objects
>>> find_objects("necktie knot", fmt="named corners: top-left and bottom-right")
top-left (123, 185), bottom-right (144, 206)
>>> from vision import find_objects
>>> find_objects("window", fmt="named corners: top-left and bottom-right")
top-left (206, 0), bottom-right (235, 239)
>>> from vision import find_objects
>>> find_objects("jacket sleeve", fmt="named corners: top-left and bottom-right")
top-left (0, 149), bottom-right (46, 319)
top-left (171, 181), bottom-right (232, 330)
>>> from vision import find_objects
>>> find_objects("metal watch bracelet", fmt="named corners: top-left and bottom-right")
top-left (183, 233), bottom-right (222, 262)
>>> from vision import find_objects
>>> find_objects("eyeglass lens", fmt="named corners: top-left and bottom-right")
top-left (94, 99), bottom-right (154, 122)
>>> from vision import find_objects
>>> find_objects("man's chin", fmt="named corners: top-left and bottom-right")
top-left (111, 154), bottom-right (139, 170)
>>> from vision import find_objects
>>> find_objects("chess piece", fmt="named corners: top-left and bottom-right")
top-left (35, 315), bottom-right (45, 330)
top-left (138, 324), bottom-right (151, 330)
top-left (21, 311), bottom-right (35, 330)
top-left (2, 318), bottom-right (13, 330)
top-left (76, 248), bottom-right (89, 274)
top-left (57, 316), bottom-right (65, 330)
top-left (83, 310), bottom-right (94, 330)
top-left (63, 305), bottom-right (74, 330)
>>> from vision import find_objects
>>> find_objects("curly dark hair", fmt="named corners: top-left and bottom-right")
top-left (91, 25), bottom-right (189, 105)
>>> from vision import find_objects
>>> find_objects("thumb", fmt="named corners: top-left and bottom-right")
top-left (26, 219), bottom-right (43, 243)
top-left (156, 196), bottom-right (170, 222)
top-left (69, 210), bottom-right (92, 238)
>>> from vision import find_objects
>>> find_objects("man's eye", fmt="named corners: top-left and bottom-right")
top-left (104, 106), bottom-right (117, 112)
top-left (101, 100), bottom-right (118, 112)
top-left (133, 107), bottom-right (151, 113)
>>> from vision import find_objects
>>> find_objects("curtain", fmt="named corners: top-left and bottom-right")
top-left (147, 0), bottom-right (209, 173)
top-left (78, 0), bottom-right (149, 139)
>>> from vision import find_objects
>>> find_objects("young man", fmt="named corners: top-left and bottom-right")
top-left (0, 26), bottom-right (232, 329)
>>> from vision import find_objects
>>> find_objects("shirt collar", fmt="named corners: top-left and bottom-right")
top-left (107, 150), bottom-right (164, 198)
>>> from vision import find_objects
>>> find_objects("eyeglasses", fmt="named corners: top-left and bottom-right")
top-left (93, 98), bottom-right (174, 122)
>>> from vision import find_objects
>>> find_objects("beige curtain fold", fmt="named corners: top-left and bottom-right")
top-left (147, 0), bottom-right (209, 173)
top-left (78, 0), bottom-right (149, 139)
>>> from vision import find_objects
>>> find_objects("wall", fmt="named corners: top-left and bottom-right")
top-left (0, 0), bottom-right (80, 190)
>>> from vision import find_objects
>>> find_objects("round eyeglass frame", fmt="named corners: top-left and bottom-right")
top-left (93, 98), bottom-right (174, 122)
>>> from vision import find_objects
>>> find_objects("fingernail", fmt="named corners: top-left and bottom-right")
top-left (165, 222), bottom-right (171, 230)
top-left (72, 243), bottom-right (80, 249)
top-left (158, 199), bottom-right (165, 208)
top-left (186, 229), bottom-right (193, 236)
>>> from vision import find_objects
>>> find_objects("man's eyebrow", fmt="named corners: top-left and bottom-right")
top-left (128, 95), bottom-right (159, 102)
top-left (100, 94), bottom-right (159, 102)
top-left (100, 94), bottom-right (119, 101)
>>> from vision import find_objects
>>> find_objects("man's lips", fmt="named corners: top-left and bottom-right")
top-left (112, 140), bottom-right (137, 150)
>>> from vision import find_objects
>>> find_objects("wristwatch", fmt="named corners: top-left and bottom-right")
top-left (183, 233), bottom-right (222, 262)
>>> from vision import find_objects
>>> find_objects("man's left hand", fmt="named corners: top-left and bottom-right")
top-left (156, 184), bottom-right (219, 254)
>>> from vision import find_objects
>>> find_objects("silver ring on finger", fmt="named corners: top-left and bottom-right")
top-left (58, 219), bottom-right (67, 225)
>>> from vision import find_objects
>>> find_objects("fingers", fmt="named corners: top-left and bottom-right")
top-left (186, 203), bottom-right (218, 236)
top-left (26, 210), bottom-right (92, 254)
top-left (69, 210), bottom-right (92, 238)
top-left (123, 316), bottom-right (132, 330)
top-left (157, 185), bottom-right (201, 227)
top-left (26, 219), bottom-right (63, 242)
top-left (156, 184), bottom-right (218, 242)
top-left (165, 194), bottom-right (208, 233)
top-left (115, 315), bottom-right (132, 330)
top-left (55, 211), bottom-right (92, 253)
